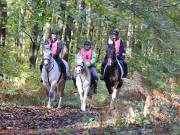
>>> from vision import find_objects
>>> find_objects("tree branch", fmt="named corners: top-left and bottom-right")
top-left (23, 30), bottom-right (34, 44)
top-left (161, 2), bottom-right (180, 8)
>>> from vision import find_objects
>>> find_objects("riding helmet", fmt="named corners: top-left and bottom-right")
top-left (111, 29), bottom-right (119, 36)
top-left (51, 29), bottom-right (59, 35)
top-left (84, 39), bottom-right (92, 45)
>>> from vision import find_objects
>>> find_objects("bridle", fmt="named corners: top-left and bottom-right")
top-left (107, 49), bottom-right (116, 66)
top-left (75, 62), bottom-right (85, 75)
top-left (43, 55), bottom-right (54, 73)
top-left (75, 62), bottom-right (86, 92)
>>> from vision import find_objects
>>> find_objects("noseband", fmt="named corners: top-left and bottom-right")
top-left (75, 62), bottom-right (85, 74)
top-left (43, 56), bottom-right (54, 72)
top-left (43, 58), bottom-right (51, 64)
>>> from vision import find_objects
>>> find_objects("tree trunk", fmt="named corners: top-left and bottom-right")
top-left (18, 8), bottom-right (26, 56)
top-left (64, 15), bottom-right (73, 61)
top-left (29, 24), bottom-right (43, 68)
top-left (0, 0), bottom-right (7, 47)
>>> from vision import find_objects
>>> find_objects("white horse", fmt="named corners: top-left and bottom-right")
top-left (41, 45), bottom-right (65, 108)
top-left (74, 54), bottom-right (91, 111)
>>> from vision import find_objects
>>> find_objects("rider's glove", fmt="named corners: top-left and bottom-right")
top-left (85, 61), bottom-right (90, 67)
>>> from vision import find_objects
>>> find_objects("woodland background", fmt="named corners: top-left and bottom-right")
top-left (0, 0), bottom-right (180, 134)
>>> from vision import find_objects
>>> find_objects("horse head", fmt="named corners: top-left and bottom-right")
top-left (43, 45), bottom-right (52, 70)
top-left (106, 43), bottom-right (116, 66)
top-left (74, 54), bottom-right (85, 75)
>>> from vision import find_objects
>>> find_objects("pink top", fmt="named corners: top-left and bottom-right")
top-left (47, 38), bottom-right (60, 56)
top-left (108, 38), bottom-right (121, 54)
top-left (80, 48), bottom-right (92, 62)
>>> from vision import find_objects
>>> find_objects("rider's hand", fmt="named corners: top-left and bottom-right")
top-left (85, 62), bottom-right (90, 67)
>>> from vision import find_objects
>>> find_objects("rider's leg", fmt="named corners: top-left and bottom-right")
top-left (123, 60), bottom-right (128, 78)
top-left (117, 59), bottom-right (128, 78)
top-left (89, 66), bottom-right (98, 93)
top-left (72, 69), bottom-right (78, 93)
top-left (62, 59), bottom-right (70, 79)
top-left (40, 61), bottom-right (43, 82)
top-left (89, 66), bottom-right (98, 81)
top-left (40, 62), bottom-right (43, 72)
top-left (100, 59), bottom-right (107, 80)
top-left (56, 58), bottom-right (68, 80)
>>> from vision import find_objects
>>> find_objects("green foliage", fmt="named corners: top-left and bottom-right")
top-left (2, 0), bottom-right (179, 102)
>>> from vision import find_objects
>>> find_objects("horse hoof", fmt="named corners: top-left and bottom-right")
top-left (47, 105), bottom-right (51, 109)
top-left (57, 106), bottom-right (62, 109)
top-left (110, 105), bottom-right (115, 110)
top-left (81, 108), bottom-right (86, 111)
top-left (81, 106), bottom-right (86, 111)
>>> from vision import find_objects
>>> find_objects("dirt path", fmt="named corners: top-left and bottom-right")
top-left (0, 106), bottom-right (98, 134)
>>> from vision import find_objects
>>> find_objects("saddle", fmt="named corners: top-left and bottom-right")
top-left (56, 59), bottom-right (66, 75)
top-left (103, 59), bottom-right (125, 79)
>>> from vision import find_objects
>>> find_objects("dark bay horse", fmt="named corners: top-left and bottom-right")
top-left (103, 44), bottom-right (123, 108)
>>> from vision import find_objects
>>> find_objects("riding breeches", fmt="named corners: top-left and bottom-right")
top-left (55, 58), bottom-right (66, 76)
top-left (89, 66), bottom-right (98, 80)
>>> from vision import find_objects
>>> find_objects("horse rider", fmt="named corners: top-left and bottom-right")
top-left (100, 29), bottom-right (128, 80)
top-left (40, 28), bottom-right (69, 80)
top-left (72, 39), bottom-right (98, 90)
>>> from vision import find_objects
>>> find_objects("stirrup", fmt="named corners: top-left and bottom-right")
top-left (40, 78), bottom-right (43, 82)
top-left (100, 76), bottom-right (104, 80)
top-left (65, 75), bottom-right (70, 80)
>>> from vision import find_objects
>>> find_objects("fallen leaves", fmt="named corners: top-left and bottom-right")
top-left (0, 106), bottom-right (98, 134)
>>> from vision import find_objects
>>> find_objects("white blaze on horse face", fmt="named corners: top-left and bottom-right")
top-left (107, 58), bottom-right (112, 66)
top-left (75, 66), bottom-right (82, 75)
top-left (43, 48), bottom-right (51, 68)
top-left (44, 59), bottom-right (49, 66)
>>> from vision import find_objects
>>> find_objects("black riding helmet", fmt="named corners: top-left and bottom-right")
top-left (111, 29), bottom-right (119, 36)
top-left (84, 39), bottom-right (92, 46)
top-left (51, 29), bottom-right (59, 35)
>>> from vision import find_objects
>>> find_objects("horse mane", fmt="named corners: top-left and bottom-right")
top-left (84, 63), bottom-right (90, 77)
top-left (106, 43), bottom-right (116, 60)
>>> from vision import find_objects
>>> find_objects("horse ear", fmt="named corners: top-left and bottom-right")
top-left (44, 44), bottom-right (51, 50)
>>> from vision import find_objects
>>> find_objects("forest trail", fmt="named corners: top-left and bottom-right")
top-left (0, 72), bottom-right (179, 134)
top-left (0, 106), bottom-right (98, 134)
top-left (0, 104), bottom-right (179, 135)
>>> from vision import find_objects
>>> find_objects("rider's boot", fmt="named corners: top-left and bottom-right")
top-left (100, 75), bottom-right (104, 80)
top-left (122, 61), bottom-right (128, 78)
top-left (94, 79), bottom-right (98, 94)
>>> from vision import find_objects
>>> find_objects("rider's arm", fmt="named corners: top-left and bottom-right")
top-left (90, 50), bottom-right (96, 66)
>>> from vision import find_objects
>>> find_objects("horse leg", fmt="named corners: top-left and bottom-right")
top-left (57, 80), bottom-right (65, 108)
top-left (47, 82), bottom-right (56, 108)
top-left (76, 80), bottom-right (83, 110)
top-left (79, 90), bottom-right (83, 111)
top-left (110, 87), bottom-right (118, 109)
top-left (42, 82), bottom-right (49, 96)
top-left (82, 86), bottom-right (89, 111)
top-left (106, 83), bottom-right (113, 95)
